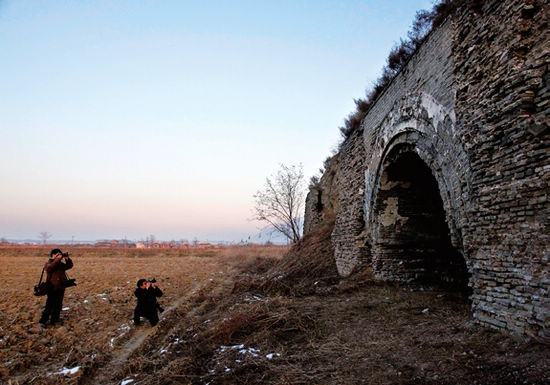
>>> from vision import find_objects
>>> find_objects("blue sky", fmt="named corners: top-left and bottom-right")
top-left (0, 0), bottom-right (433, 242)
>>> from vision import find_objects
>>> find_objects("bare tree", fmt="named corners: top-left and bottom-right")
top-left (252, 163), bottom-right (305, 243)
top-left (144, 234), bottom-right (157, 247)
top-left (39, 231), bottom-right (52, 245)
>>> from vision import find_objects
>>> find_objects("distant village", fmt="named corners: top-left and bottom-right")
top-left (0, 237), bottom-right (280, 248)
top-left (92, 239), bottom-right (223, 249)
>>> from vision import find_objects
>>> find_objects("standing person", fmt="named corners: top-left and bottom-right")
top-left (133, 278), bottom-right (163, 326)
top-left (38, 248), bottom-right (73, 327)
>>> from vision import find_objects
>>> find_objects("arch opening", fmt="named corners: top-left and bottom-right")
top-left (372, 145), bottom-right (470, 293)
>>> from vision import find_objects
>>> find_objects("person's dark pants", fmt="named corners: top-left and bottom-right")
top-left (39, 289), bottom-right (65, 324)
top-left (133, 307), bottom-right (159, 326)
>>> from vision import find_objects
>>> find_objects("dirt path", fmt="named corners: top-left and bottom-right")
top-left (81, 279), bottom-right (205, 385)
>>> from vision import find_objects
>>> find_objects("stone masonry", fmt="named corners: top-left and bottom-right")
top-left (304, 0), bottom-right (549, 338)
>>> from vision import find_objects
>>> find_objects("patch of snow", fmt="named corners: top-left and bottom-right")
top-left (422, 308), bottom-right (429, 314)
top-left (109, 325), bottom-right (131, 347)
top-left (49, 366), bottom-right (81, 376)
top-left (220, 344), bottom-right (244, 352)
top-left (121, 379), bottom-right (134, 385)
top-left (224, 367), bottom-right (231, 372)
top-left (159, 347), bottom-right (168, 354)
top-left (238, 347), bottom-right (260, 357)
top-left (244, 295), bottom-right (265, 303)
top-left (220, 344), bottom-right (260, 357)
top-left (203, 319), bottom-right (211, 324)
top-left (266, 353), bottom-right (281, 360)
top-left (62, 307), bottom-right (70, 311)
top-left (83, 300), bottom-right (89, 304)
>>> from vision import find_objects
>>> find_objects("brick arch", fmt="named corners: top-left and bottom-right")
top-left (368, 130), bottom-right (463, 250)
top-left (362, 93), bottom-right (472, 286)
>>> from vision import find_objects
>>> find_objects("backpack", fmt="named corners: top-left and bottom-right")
top-left (33, 267), bottom-right (52, 296)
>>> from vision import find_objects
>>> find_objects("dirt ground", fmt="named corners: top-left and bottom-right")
top-left (1, 245), bottom-right (548, 385)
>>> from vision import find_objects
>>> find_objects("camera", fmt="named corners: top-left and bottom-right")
top-left (62, 252), bottom-right (69, 258)
top-left (149, 278), bottom-right (156, 283)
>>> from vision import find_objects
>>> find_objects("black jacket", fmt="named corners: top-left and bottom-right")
top-left (134, 286), bottom-right (163, 314)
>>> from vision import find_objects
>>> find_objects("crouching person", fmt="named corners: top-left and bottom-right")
top-left (133, 278), bottom-right (163, 326)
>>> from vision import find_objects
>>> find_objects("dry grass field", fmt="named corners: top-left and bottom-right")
top-left (1, 241), bottom-right (548, 385)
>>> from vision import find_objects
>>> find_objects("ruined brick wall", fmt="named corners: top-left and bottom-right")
top-left (304, 0), bottom-right (549, 337)
top-left (331, 127), bottom-right (369, 276)
top-left (361, 17), bottom-right (470, 284)
top-left (304, 154), bottom-right (341, 234)
top-left (330, 15), bottom-right (467, 281)
top-left (452, 0), bottom-right (549, 336)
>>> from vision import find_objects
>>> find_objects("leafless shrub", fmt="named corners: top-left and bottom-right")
top-left (252, 164), bottom-right (306, 243)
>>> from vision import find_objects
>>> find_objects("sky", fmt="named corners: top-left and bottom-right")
top-left (0, 0), bottom-right (433, 243)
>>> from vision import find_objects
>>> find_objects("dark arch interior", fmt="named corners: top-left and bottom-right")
top-left (373, 148), bottom-right (470, 293)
